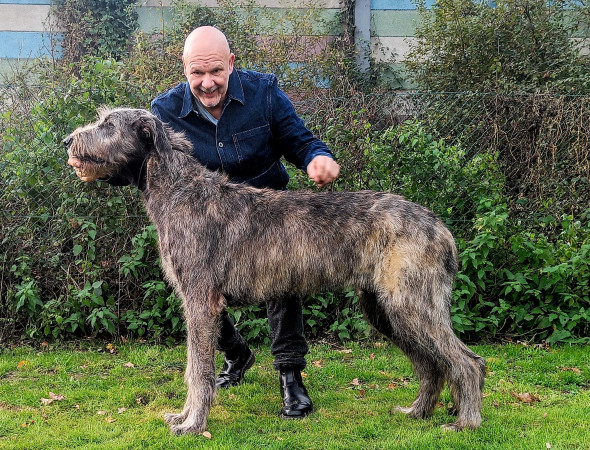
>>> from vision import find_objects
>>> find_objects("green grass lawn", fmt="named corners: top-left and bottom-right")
top-left (0, 341), bottom-right (588, 449)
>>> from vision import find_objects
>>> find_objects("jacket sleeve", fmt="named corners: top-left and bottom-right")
top-left (268, 76), bottom-right (334, 170)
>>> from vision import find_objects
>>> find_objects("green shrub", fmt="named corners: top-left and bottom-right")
top-left (406, 0), bottom-right (590, 93)
top-left (53, 0), bottom-right (138, 62)
top-left (1, 0), bottom-right (588, 346)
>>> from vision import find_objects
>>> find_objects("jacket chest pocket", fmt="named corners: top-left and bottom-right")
top-left (232, 124), bottom-right (272, 165)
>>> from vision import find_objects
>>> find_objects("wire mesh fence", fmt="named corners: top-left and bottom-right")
top-left (1, 84), bottom-right (589, 341)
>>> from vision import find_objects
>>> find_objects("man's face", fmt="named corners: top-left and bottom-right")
top-left (184, 48), bottom-right (234, 115)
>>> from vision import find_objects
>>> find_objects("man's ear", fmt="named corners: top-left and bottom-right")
top-left (228, 53), bottom-right (235, 74)
top-left (182, 58), bottom-right (190, 80)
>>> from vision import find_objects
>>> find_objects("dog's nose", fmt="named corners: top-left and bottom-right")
top-left (63, 136), bottom-right (73, 149)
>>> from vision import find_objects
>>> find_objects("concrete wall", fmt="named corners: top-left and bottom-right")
top-left (0, 0), bottom-right (373, 78)
top-left (0, 0), bottom-right (54, 75)
top-left (2, 1), bottom-right (589, 81)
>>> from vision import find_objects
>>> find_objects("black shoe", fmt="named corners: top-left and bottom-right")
top-left (216, 348), bottom-right (255, 389)
top-left (279, 368), bottom-right (313, 419)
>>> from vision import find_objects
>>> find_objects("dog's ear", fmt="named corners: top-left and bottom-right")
top-left (133, 115), bottom-right (156, 145)
top-left (132, 113), bottom-right (171, 155)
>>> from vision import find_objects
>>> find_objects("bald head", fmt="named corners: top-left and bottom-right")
top-left (183, 26), bottom-right (231, 61)
top-left (182, 27), bottom-right (235, 120)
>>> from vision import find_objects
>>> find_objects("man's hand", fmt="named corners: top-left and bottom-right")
top-left (67, 156), bottom-right (103, 182)
top-left (306, 155), bottom-right (340, 188)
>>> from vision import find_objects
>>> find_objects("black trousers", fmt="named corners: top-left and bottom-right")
top-left (217, 296), bottom-right (308, 370)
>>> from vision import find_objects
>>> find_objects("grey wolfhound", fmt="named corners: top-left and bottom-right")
top-left (64, 107), bottom-right (485, 435)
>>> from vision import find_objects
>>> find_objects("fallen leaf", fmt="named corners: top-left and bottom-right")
top-left (510, 392), bottom-right (540, 403)
top-left (202, 431), bottom-right (212, 439)
top-left (49, 392), bottom-right (65, 401)
top-left (123, 362), bottom-right (135, 368)
top-left (351, 378), bottom-right (361, 386)
top-left (543, 412), bottom-right (548, 418)
top-left (136, 397), bottom-right (145, 405)
top-left (97, 410), bottom-right (107, 415)
top-left (369, 353), bottom-right (375, 359)
top-left (387, 383), bottom-right (398, 390)
top-left (40, 342), bottom-right (49, 349)
top-left (118, 407), bottom-right (127, 414)
top-left (40, 398), bottom-right (53, 405)
top-left (120, 335), bottom-right (128, 343)
top-left (493, 400), bottom-right (500, 408)
top-left (75, 404), bottom-right (80, 410)
top-left (337, 348), bottom-right (353, 354)
top-left (105, 416), bottom-right (116, 423)
top-left (17, 361), bottom-right (28, 369)
top-left (560, 366), bottom-right (581, 374)
top-left (301, 372), bottom-right (307, 378)
top-left (546, 443), bottom-right (551, 449)
top-left (312, 360), bottom-right (323, 368)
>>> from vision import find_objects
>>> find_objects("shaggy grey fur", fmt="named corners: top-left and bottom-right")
top-left (65, 107), bottom-right (486, 435)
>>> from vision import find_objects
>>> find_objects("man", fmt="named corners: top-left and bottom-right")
top-left (69, 26), bottom-right (340, 419)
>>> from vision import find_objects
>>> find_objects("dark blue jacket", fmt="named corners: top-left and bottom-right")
top-left (149, 69), bottom-right (334, 190)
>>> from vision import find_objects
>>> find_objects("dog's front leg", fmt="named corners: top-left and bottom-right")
top-left (168, 300), bottom-right (219, 435)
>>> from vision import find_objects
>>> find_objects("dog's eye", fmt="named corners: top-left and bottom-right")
top-left (102, 120), bottom-right (115, 129)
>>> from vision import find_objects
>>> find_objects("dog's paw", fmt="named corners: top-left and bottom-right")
top-left (392, 406), bottom-right (413, 415)
top-left (441, 422), bottom-right (464, 432)
top-left (169, 421), bottom-right (206, 435)
top-left (392, 405), bottom-right (430, 419)
top-left (441, 419), bottom-right (480, 432)
top-left (164, 412), bottom-right (187, 425)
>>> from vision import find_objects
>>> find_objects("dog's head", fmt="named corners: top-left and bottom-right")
top-left (64, 107), bottom-right (179, 185)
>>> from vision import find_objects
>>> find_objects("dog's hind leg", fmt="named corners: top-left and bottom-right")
top-left (359, 291), bottom-right (445, 420)
top-left (360, 290), bottom-right (484, 430)
top-left (437, 333), bottom-right (486, 431)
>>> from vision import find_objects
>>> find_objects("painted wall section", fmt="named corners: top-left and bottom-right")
top-left (0, 31), bottom-right (55, 58)
top-left (2, 1), bottom-right (589, 78)
top-left (0, 0), bottom-right (50, 4)
top-left (370, 1), bottom-right (424, 62)
top-left (137, 7), bottom-right (341, 35)
top-left (1, 0), bottom-right (347, 68)
top-left (0, 4), bottom-right (52, 31)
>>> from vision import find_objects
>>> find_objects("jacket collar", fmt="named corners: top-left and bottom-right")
top-left (179, 70), bottom-right (245, 119)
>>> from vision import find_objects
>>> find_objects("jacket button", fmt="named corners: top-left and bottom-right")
top-left (218, 142), bottom-right (224, 147)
